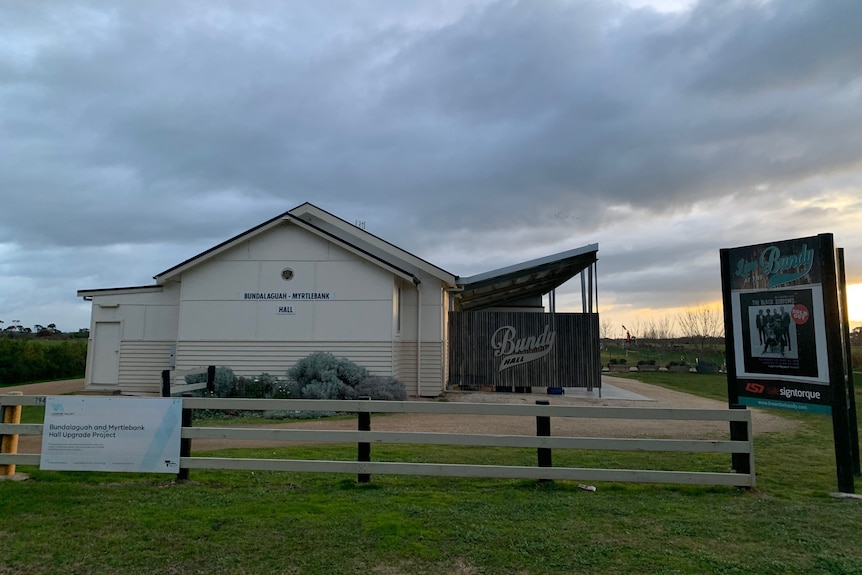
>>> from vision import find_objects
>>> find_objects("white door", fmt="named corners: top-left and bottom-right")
top-left (91, 322), bottom-right (121, 386)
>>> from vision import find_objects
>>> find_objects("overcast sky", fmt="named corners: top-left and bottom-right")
top-left (1, 0), bottom-right (861, 335)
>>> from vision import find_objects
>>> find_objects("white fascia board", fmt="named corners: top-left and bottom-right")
top-left (289, 203), bottom-right (457, 285)
top-left (77, 285), bottom-right (164, 299)
top-left (285, 217), bottom-right (418, 284)
top-left (459, 243), bottom-right (599, 285)
top-left (154, 217), bottom-right (286, 284)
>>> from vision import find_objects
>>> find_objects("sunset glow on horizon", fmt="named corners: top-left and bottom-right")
top-left (847, 283), bottom-right (862, 326)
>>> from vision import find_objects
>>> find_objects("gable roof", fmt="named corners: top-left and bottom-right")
top-left (290, 203), bottom-right (458, 283)
top-left (154, 202), bottom-right (458, 285)
top-left (80, 202), bottom-right (598, 308)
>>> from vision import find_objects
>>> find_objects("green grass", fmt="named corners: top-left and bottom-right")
top-left (613, 371), bottom-right (730, 402)
top-left (3, 376), bottom-right (862, 574)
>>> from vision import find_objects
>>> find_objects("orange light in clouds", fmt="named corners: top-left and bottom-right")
top-left (847, 283), bottom-right (862, 323)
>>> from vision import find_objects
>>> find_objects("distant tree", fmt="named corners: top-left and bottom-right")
top-left (642, 316), bottom-right (676, 349)
top-left (71, 328), bottom-right (90, 339)
top-left (850, 326), bottom-right (862, 346)
top-left (599, 318), bottom-right (613, 340)
top-left (677, 306), bottom-right (723, 350)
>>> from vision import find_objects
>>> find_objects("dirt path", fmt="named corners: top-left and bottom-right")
top-left (2, 379), bottom-right (85, 396)
top-left (8, 376), bottom-right (796, 454)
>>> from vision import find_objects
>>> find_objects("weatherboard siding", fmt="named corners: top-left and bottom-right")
top-left (392, 340), bottom-right (444, 397)
top-left (117, 340), bottom-right (176, 396)
top-left (419, 341), bottom-right (443, 397)
top-left (175, 340), bottom-right (393, 379)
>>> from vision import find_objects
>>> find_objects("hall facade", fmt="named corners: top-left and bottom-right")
top-left (78, 203), bottom-right (599, 396)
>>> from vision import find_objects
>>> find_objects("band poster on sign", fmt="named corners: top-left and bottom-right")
top-left (720, 233), bottom-right (858, 493)
top-left (723, 236), bottom-right (832, 413)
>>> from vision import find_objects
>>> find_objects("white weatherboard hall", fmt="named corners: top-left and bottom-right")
top-left (78, 203), bottom-right (598, 397)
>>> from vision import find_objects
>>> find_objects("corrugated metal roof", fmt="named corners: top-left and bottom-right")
top-left (454, 244), bottom-right (598, 311)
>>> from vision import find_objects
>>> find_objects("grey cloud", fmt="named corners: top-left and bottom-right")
top-left (1, 0), bottom-right (861, 328)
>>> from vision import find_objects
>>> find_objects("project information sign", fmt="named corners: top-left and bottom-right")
top-left (40, 397), bottom-right (182, 472)
top-left (722, 235), bottom-right (832, 414)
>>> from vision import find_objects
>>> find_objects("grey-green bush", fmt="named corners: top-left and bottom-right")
top-left (354, 376), bottom-right (406, 401)
top-left (287, 352), bottom-right (368, 400)
top-left (285, 352), bottom-right (407, 400)
top-left (212, 367), bottom-right (238, 397)
top-left (235, 373), bottom-right (277, 398)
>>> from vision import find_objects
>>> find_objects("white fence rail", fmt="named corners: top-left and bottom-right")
top-left (1, 395), bottom-right (755, 487)
top-left (160, 366), bottom-right (215, 397)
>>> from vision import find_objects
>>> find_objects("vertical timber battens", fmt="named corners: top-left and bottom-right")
top-left (448, 312), bottom-right (600, 391)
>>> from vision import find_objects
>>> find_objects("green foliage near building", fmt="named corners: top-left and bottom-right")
top-left (0, 338), bottom-right (87, 386)
top-left (286, 351), bottom-right (406, 401)
top-left (188, 354), bottom-right (407, 422)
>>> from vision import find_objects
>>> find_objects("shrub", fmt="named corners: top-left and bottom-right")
top-left (287, 352), bottom-right (369, 400)
top-left (637, 359), bottom-right (656, 366)
top-left (355, 376), bottom-right (407, 401)
top-left (609, 358), bottom-right (626, 365)
top-left (695, 360), bottom-right (717, 374)
top-left (235, 373), bottom-right (277, 398)
top-left (200, 367), bottom-right (236, 398)
top-left (0, 338), bottom-right (87, 385)
top-left (283, 352), bottom-right (407, 401)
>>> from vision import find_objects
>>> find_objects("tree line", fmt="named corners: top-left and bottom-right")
top-left (600, 306), bottom-right (725, 351)
top-left (1, 320), bottom-right (88, 338)
top-left (0, 338), bottom-right (88, 386)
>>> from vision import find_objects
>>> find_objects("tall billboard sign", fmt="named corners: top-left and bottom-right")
top-left (720, 234), bottom-right (857, 492)
top-left (722, 236), bottom-right (832, 413)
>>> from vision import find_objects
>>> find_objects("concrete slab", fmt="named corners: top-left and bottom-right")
top-left (0, 473), bottom-right (30, 482)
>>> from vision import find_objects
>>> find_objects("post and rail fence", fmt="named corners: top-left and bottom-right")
top-left (161, 366), bottom-right (216, 398)
top-left (1, 394), bottom-right (755, 487)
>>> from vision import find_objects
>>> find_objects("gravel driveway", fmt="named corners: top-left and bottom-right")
top-left (187, 375), bottom-right (796, 451)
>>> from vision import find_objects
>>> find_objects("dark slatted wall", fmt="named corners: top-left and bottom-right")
top-left (448, 312), bottom-right (600, 390)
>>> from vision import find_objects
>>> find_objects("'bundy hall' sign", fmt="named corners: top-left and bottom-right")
top-left (491, 325), bottom-right (556, 372)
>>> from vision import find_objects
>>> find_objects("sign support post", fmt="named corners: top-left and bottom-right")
top-left (837, 248), bottom-right (861, 476)
top-left (821, 238), bottom-right (854, 493)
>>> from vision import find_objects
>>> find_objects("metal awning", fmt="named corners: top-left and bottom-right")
top-left (453, 244), bottom-right (598, 311)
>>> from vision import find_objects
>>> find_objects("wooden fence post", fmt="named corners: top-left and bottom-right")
top-left (536, 399), bottom-right (552, 481)
top-left (206, 366), bottom-right (216, 393)
top-left (729, 404), bottom-right (750, 475)
top-left (177, 398), bottom-right (193, 481)
top-left (161, 370), bottom-right (171, 398)
top-left (358, 396), bottom-right (371, 483)
top-left (1, 392), bottom-right (23, 476)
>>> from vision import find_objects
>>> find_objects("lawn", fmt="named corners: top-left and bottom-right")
top-left (2, 373), bottom-right (861, 574)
